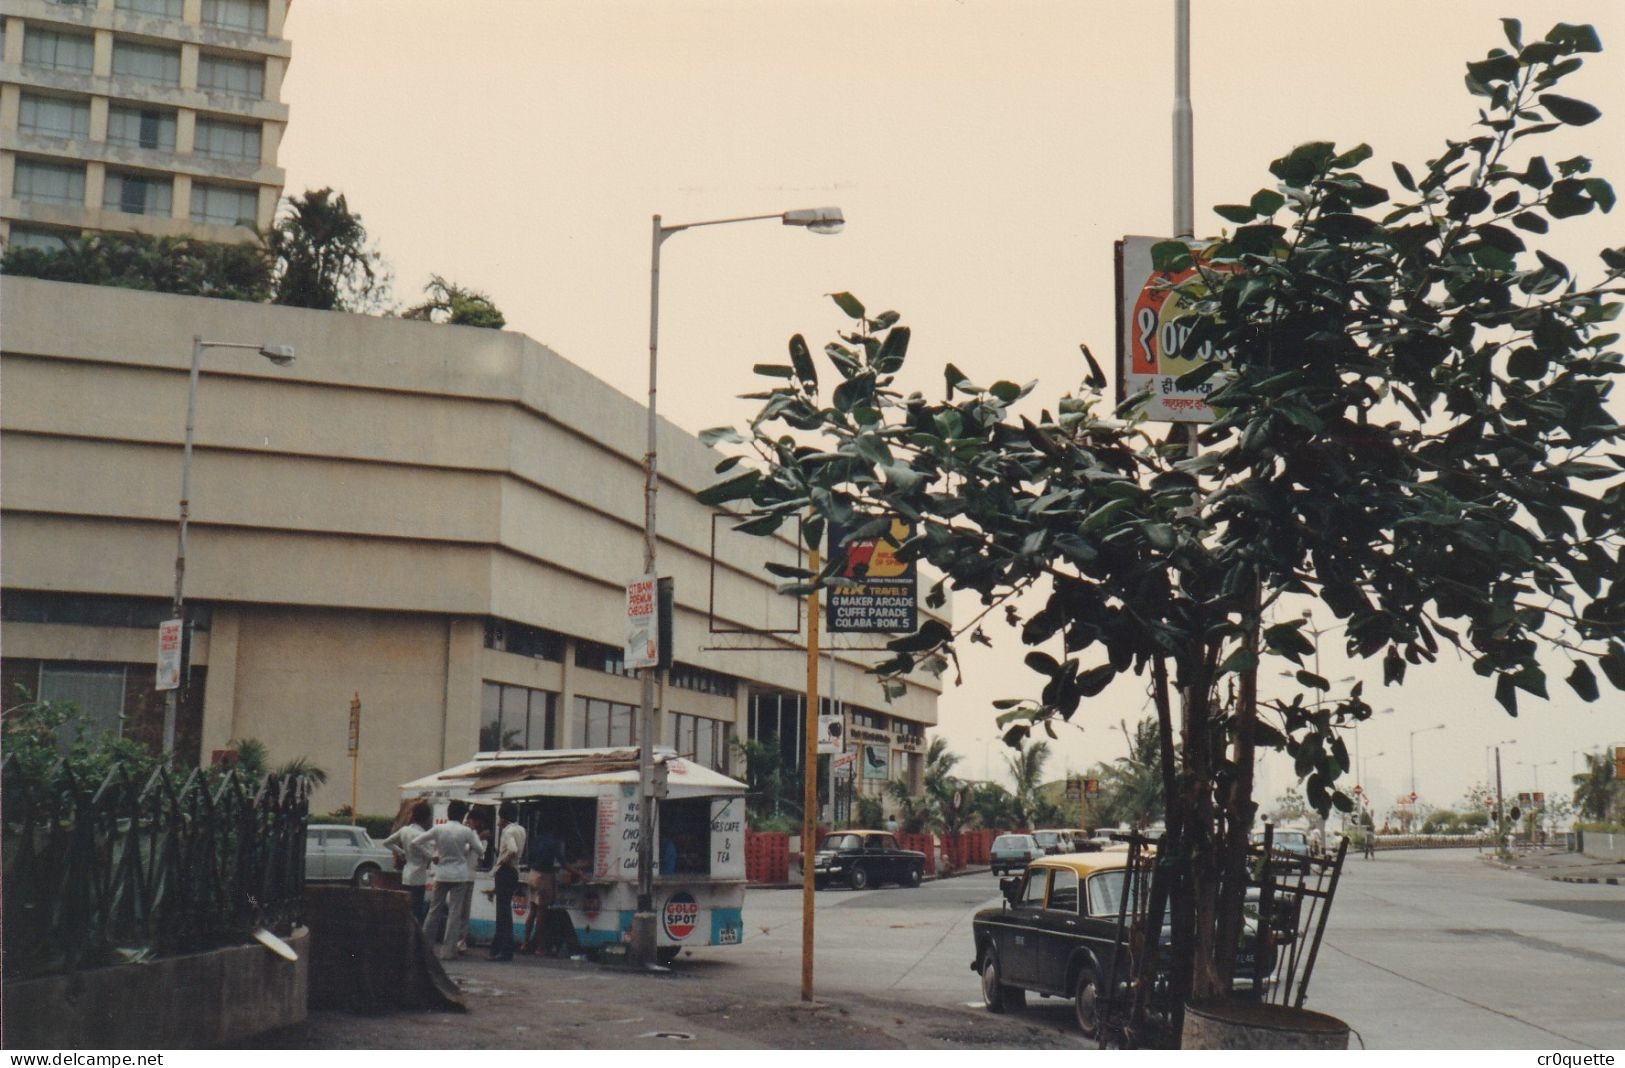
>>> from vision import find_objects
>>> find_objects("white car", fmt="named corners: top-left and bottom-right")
top-left (305, 824), bottom-right (395, 886)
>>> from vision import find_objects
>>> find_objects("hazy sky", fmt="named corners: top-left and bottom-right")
top-left (279, 1), bottom-right (1624, 816)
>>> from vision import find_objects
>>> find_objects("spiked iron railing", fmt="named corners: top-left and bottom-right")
top-left (1, 757), bottom-right (308, 979)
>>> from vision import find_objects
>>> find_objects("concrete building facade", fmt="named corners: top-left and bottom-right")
top-left (0, 0), bottom-right (290, 250)
top-left (0, 276), bottom-right (942, 814)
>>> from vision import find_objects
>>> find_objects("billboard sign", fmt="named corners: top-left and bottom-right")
top-left (625, 574), bottom-right (658, 670)
top-left (832, 750), bottom-right (857, 780)
top-left (156, 618), bottom-right (183, 691)
top-left (817, 712), bottom-right (843, 755)
top-left (1116, 236), bottom-right (1231, 424)
top-left (827, 518), bottom-right (916, 633)
top-left (861, 744), bottom-right (890, 781)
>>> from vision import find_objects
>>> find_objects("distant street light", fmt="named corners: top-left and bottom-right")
top-left (634, 207), bottom-right (843, 979)
top-left (162, 336), bottom-right (296, 755)
top-left (1408, 722), bottom-right (1446, 798)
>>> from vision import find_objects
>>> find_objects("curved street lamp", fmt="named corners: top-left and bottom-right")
top-left (163, 337), bottom-right (296, 755)
top-left (1408, 722), bottom-right (1446, 798)
top-left (633, 207), bottom-right (844, 974)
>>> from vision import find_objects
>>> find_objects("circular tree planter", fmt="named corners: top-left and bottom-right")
top-left (1181, 999), bottom-right (1349, 1050)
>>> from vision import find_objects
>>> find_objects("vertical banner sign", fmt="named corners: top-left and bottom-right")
top-left (817, 713), bottom-right (842, 755)
top-left (827, 519), bottom-right (917, 633)
top-left (156, 619), bottom-right (183, 691)
top-left (347, 693), bottom-right (361, 757)
top-left (1115, 235), bottom-right (1231, 423)
top-left (625, 574), bottom-right (659, 670)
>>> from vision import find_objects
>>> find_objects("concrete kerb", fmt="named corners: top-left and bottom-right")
top-left (748, 863), bottom-right (992, 891)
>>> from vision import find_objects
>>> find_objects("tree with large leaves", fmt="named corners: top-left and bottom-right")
top-left (700, 21), bottom-right (1625, 1025)
top-left (264, 187), bottom-right (389, 312)
top-left (1572, 749), bottom-right (1621, 823)
top-left (402, 274), bottom-right (506, 329)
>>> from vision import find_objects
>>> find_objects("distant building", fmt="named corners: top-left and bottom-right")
top-left (0, 277), bottom-right (942, 813)
top-left (0, 0), bottom-right (290, 251)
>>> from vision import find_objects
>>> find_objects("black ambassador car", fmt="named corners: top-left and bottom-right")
top-left (812, 830), bottom-right (926, 890)
top-left (970, 854), bottom-right (1266, 1039)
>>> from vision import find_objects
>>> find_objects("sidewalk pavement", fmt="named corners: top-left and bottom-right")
top-left (1481, 846), bottom-right (1625, 885)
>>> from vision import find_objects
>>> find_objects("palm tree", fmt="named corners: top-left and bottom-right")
top-left (1005, 740), bottom-right (1051, 827)
top-left (265, 188), bottom-right (386, 311)
top-left (1572, 750), bottom-right (1620, 823)
top-left (403, 275), bottom-right (506, 328)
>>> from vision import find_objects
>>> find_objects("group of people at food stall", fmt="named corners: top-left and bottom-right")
top-left (380, 800), bottom-right (571, 962)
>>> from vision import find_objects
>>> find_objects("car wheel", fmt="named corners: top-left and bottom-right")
top-left (849, 864), bottom-right (870, 891)
top-left (980, 944), bottom-right (1026, 1013)
top-left (1073, 969), bottom-right (1099, 1039)
top-left (352, 862), bottom-right (381, 888)
top-left (656, 946), bottom-right (681, 966)
top-left (906, 865), bottom-right (922, 888)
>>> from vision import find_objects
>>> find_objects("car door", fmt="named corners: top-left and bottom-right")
top-left (1034, 865), bottom-right (1082, 994)
top-left (865, 834), bottom-right (895, 883)
top-left (331, 829), bottom-right (362, 880)
top-left (1003, 866), bottom-right (1050, 988)
top-left (305, 829), bottom-right (329, 879)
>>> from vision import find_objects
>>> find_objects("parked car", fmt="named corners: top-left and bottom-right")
top-left (990, 833), bottom-right (1044, 875)
top-left (305, 824), bottom-right (394, 886)
top-left (971, 853), bottom-right (1267, 1039)
top-left (1252, 829), bottom-right (1311, 858)
top-left (1032, 829), bottom-right (1072, 855)
top-left (1062, 829), bottom-right (1102, 853)
top-left (812, 830), bottom-right (925, 890)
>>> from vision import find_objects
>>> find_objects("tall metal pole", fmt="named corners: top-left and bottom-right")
top-left (631, 214), bottom-right (665, 966)
top-left (1494, 746), bottom-right (1506, 850)
top-left (163, 336), bottom-right (205, 756)
top-left (801, 545), bottom-right (821, 1002)
top-left (1173, 0), bottom-right (1194, 241)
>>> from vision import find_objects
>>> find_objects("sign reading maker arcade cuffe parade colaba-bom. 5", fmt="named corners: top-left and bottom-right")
top-left (826, 518), bottom-right (916, 634)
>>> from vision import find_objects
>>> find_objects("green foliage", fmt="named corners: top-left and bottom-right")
top-left (854, 794), bottom-right (884, 830)
top-left (885, 736), bottom-right (966, 833)
top-left (731, 737), bottom-right (803, 822)
top-left (318, 811), bottom-right (394, 838)
top-left (701, 22), bottom-right (1623, 1005)
top-left (402, 274), bottom-right (506, 328)
top-left (1, 233), bottom-right (272, 301)
top-left (1572, 749), bottom-right (1621, 822)
top-left (1, 690), bottom-right (158, 785)
top-left (265, 187), bottom-right (389, 312)
top-left (966, 781), bottom-right (1021, 831)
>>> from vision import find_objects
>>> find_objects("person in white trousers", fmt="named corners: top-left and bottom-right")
top-left (414, 799), bottom-right (488, 960)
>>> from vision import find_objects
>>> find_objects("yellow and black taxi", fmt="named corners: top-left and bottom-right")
top-left (812, 830), bottom-right (926, 890)
top-left (972, 852), bottom-right (1267, 1039)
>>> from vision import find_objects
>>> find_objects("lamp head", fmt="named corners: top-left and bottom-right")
top-left (783, 207), bottom-right (845, 235)
top-left (258, 344), bottom-right (296, 366)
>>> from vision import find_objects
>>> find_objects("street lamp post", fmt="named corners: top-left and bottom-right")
top-left (1408, 722), bottom-right (1446, 799)
top-left (633, 207), bottom-right (843, 972)
top-left (163, 336), bottom-right (295, 756)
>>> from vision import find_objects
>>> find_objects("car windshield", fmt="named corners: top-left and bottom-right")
top-left (992, 835), bottom-right (1034, 850)
top-left (1086, 869), bottom-right (1136, 916)
top-left (1034, 832), bottom-right (1059, 844)
top-left (822, 834), bottom-right (860, 851)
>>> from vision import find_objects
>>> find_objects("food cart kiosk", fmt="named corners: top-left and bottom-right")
top-left (400, 747), bottom-right (746, 960)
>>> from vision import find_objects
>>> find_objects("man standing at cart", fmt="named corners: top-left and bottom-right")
top-left (489, 802), bottom-right (526, 961)
top-left (416, 800), bottom-right (486, 960)
top-left (382, 801), bottom-right (434, 921)
top-left (522, 824), bottom-right (562, 956)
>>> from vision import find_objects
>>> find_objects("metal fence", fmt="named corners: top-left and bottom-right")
top-left (1, 757), bottom-right (308, 979)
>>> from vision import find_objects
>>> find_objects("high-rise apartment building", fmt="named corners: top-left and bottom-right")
top-left (0, 0), bottom-right (290, 250)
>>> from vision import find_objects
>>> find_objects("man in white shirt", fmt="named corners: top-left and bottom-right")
top-left (381, 801), bottom-right (433, 921)
top-left (414, 800), bottom-right (488, 960)
top-left (489, 802), bottom-right (527, 961)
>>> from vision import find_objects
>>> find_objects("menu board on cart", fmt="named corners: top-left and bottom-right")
top-left (594, 785), bottom-right (641, 880)
top-left (709, 797), bottom-right (745, 880)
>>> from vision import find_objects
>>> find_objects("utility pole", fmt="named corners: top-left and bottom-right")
top-left (1494, 745), bottom-right (1506, 855)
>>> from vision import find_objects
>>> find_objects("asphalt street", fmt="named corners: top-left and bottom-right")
top-left (270, 848), bottom-right (1624, 1049)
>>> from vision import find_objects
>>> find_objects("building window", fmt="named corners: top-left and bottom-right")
top-left (116, 0), bottom-right (183, 16)
top-left (1, 591), bottom-right (210, 630)
top-left (201, 0), bottom-right (268, 33)
top-left (483, 619), bottom-right (564, 662)
top-left (668, 662), bottom-right (738, 698)
top-left (193, 117), bottom-right (261, 162)
top-left (39, 662), bottom-right (128, 742)
top-left (6, 226), bottom-right (79, 251)
top-left (13, 159), bottom-right (86, 206)
top-left (106, 104), bottom-right (178, 151)
top-left (851, 707), bottom-right (887, 731)
top-left (19, 93), bottom-right (91, 141)
top-left (197, 53), bottom-right (265, 97)
top-left (667, 711), bottom-right (731, 772)
top-left (574, 640), bottom-right (635, 678)
top-left (189, 181), bottom-right (257, 226)
top-left (23, 28), bottom-right (95, 73)
top-left (111, 40), bottom-right (182, 86)
top-left (479, 682), bottom-right (556, 753)
top-left (572, 696), bottom-right (638, 749)
top-left (103, 170), bottom-right (173, 216)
